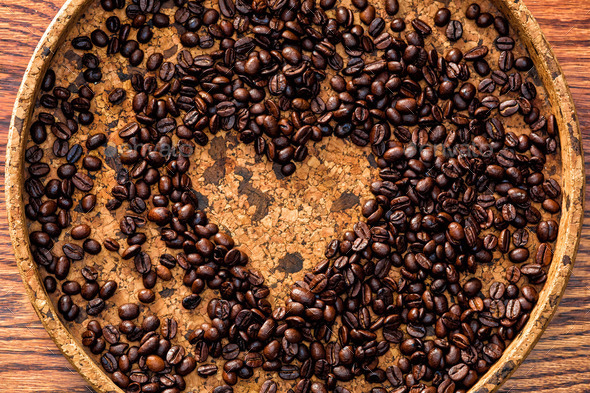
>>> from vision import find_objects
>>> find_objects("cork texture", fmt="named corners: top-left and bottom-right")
top-left (5, 0), bottom-right (585, 392)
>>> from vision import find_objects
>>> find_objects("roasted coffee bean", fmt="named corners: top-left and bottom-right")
top-left (100, 281), bottom-right (118, 300)
top-left (537, 220), bottom-right (559, 242)
top-left (161, 317), bottom-right (178, 340)
top-left (145, 355), bottom-right (166, 372)
top-left (86, 133), bottom-right (107, 150)
top-left (448, 363), bottom-right (469, 381)
top-left (465, 3), bottom-right (480, 19)
top-left (81, 281), bottom-right (99, 300)
top-left (446, 21), bottom-right (463, 41)
top-left (25, 145), bottom-right (44, 163)
top-left (222, 343), bottom-right (240, 360)
top-left (279, 365), bottom-right (300, 380)
top-left (30, 121), bottom-right (48, 144)
top-left (197, 364), bottom-right (218, 377)
top-left (71, 172), bottom-right (94, 191)
top-left (108, 88), bottom-right (126, 104)
top-left (260, 380), bottom-right (277, 393)
top-left (465, 46), bottom-right (489, 60)
top-left (146, 53), bottom-right (164, 71)
top-left (390, 18), bottom-right (405, 32)
top-left (105, 15), bottom-right (120, 32)
top-left (41, 69), bottom-right (55, 91)
top-left (80, 266), bottom-right (99, 282)
top-left (495, 36), bottom-right (515, 51)
top-left (476, 12), bottom-right (494, 27)
top-left (71, 224), bottom-right (91, 240)
top-left (412, 19), bottom-right (432, 36)
top-left (72, 36), bottom-right (93, 50)
top-left (83, 156), bottom-right (102, 171)
top-left (182, 294), bottom-right (202, 309)
top-left (138, 289), bottom-right (155, 303)
top-left (44, 276), bottom-right (57, 293)
top-left (499, 100), bottom-right (519, 117)
top-left (87, 298), bottom-right (106, 316)
top-left (498, 50), bottom-right (515, 71)
top-left (103, 237), bottom-right (119, 251)
top-left (494, 15), bottom-right (510, 35)
top-left (118, 303), bottom-right (140, 320)
top-left (515, 56), bottom-right (534, 71)
top-left (62, 243), bottom-right (84, 260)
top-left (385, 0), bottom-right (399, 15)
top-left (62, 280), bottom-right (81, 295)
top-left (434, 8), bottom-right (451, 26)
top-left (91, 29), bottom-right (109, 47)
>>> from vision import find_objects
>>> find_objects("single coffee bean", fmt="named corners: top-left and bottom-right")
top-left (118, 303), bottom-right (140, 320)
top-left (83, 156), bottom-right (102, 171)
top-left (446, 20), bottom-right (463, 41)
top-left (91, 29), bottom-right (109, 47)
top-left (385, 0), bottom-right (399, 15)
top-left (509, 247), bottom-right (530, 263)
top-left (465, 3), bottom-right (480, 19)
top-left (108, 88), bottom-right (126, 104)
top-left (260, 380), bottom-right (277, 393)
top-left (434, 8), bottom-right (451, 26)
top-left (146, 53), bottom-right (164, 71)
top-left (63, 243), bottom-right (84, 260)
top-left (44, 276), bottom-right (57, 293)
top-left (494, 16), bottom-right (510, 35)
top-left (81, 266), bottom-right (99, 282)
top-left (476, 12), bottom-right (494, 27)
top-left (71, 224), bottom-right (91, 240)
top-left (499, 100), bottom-right (519, 117)
top-left (41, 69), bottom-right (56, 91)
top-left (87, 298), bottom-right (106, 316)
top-left (390, 18), bottom-right (405, 32)
top-left (100, 280), bottom-right (118, 300)
top-left (182, 294), bottom-right (202, 309)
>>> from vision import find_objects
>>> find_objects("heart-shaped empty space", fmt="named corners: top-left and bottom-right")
top-left (187, 133), bottom-right (375, 303)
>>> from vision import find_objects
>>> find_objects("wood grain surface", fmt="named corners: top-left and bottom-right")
top-left (0, 1), bottom-right (588, 392)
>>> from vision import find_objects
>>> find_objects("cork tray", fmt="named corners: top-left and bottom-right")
top-left (5, 0), bottom-right (585, 392)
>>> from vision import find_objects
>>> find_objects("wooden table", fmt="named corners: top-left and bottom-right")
top-left (0, 0), bottom-right (588, 392)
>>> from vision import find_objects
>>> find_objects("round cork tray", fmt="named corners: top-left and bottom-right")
top-left (5, 0), bottom-right (585, 392)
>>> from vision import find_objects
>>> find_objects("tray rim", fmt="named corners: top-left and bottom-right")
top-left (4, 0), bottom-right (585, 392)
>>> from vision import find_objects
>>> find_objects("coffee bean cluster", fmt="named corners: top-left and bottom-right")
top-left (24, 0), bottom-right (562, 392)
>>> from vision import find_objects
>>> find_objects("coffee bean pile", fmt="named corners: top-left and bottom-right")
top-left (24, 0), bottom-right (562, 392)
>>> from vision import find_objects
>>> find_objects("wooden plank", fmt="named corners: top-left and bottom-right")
top-left (0, 0), bottom-right (588, 392)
